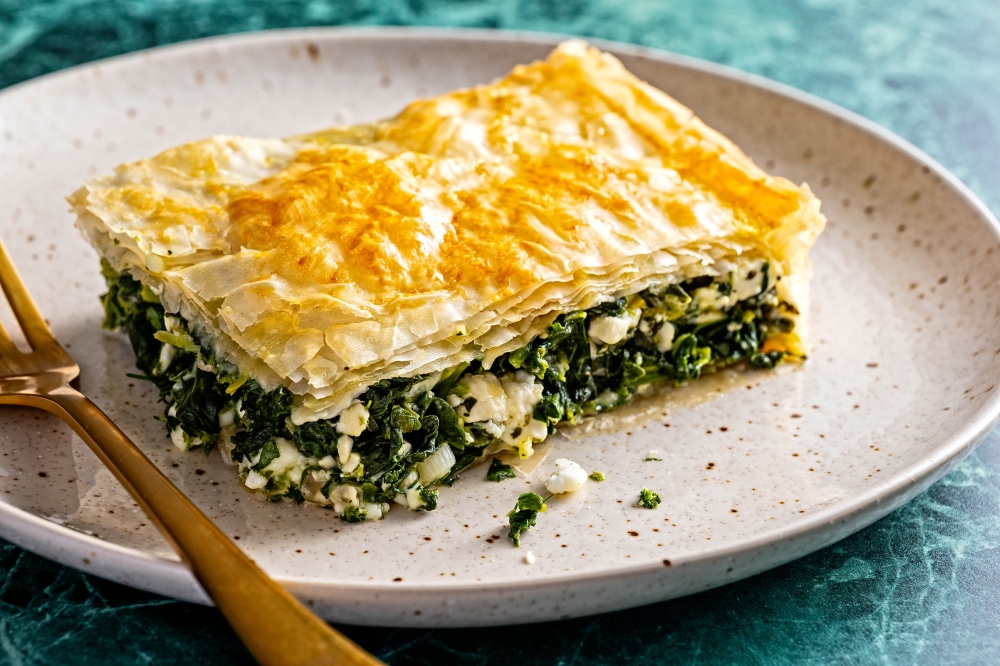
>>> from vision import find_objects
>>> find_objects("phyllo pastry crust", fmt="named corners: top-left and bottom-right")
top-left (73, 41), bottom-right (824, 520)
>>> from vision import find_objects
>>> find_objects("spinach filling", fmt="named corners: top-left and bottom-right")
top-left (99, 258), bottom-right (797, 521)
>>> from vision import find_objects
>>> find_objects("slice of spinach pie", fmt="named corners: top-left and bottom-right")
top-left (71, 40), bottom-right (825, 522)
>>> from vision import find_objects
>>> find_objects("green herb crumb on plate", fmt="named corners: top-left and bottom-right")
top-left (507, 492), bottom-right (552, 547)
top-left (639, 488), bottom-right (662, 509)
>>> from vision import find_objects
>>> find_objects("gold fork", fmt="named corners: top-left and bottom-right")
top-left (0, 237), bottom-right (384, 666)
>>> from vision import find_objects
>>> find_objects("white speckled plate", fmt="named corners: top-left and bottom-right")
top-left (1, 28), bottom-right (999, 627)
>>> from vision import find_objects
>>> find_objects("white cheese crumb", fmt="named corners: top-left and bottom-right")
top-left (524, 551), bottom-right (536, 564)
top-left (328, 484), bottom-right (360, 514)
top-left (732, 265), bottom-right (766, 301)
top-left (218, 408), bottom-right (235, 429)
top-left (460, 373), bottom-right (508, 423)
top-left (499, 371), bottom-right (547, 459)
top-left (169, 427), bottom-right (200, 452)
top-left (262, 437), bottom-right (310, 486)
top-left (341, 452), bottom-right (362, 474)
top-left (363, 502), bottom-right (385, 521)
top-left (545, 458), bottom-right (588, 494)
top-left (244, 469), bottom-right (268, 490)
top-left (646, 449), bottom-right (663, 461)
top-left (405, 487), bottom-right (428, 510)
top-left (169, 426), bottom-right (186, 451)
top-left (156, 342), bottom-right (176, 374)
top-left (318, 455), bottom-right (337, 470)
top-left (588, 309), bottom-right (641, 345)
top-left (653, 321), bottom-right (676, 353)
top-left (451, 372), bottom-right (546, 458)
top-left (336, 401), bottom-right (370, 437)
top-left (337, 435), bottom-right (354, 465)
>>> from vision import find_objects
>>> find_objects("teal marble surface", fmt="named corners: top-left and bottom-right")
top-left (2, 1), bottom-right (1000, 663)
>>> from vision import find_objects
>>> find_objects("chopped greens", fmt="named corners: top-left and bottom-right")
top-left (342, 505), bottom-right (368, 523)
top-left (486, 458), bottom-right (516, 482)
top-left (100, 257), bottom-right (798, 522)
top-left (507, 492), bottom-right (553, 547)
top-left (639, 487), bottom-right (662, 509)
top-left (588, 471), bottom-right (605, 482)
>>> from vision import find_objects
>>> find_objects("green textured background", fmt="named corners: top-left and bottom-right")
top-left (2, 1), bottom-right (1000, 664)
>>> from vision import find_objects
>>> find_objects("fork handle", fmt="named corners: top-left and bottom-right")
top-left (9, 387), bottom-right (382, 666)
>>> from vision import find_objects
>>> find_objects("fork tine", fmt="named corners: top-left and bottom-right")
top-left (0, 319), bottom-right (25, 376)
top-left (0, 235), bottom-right (57, 350)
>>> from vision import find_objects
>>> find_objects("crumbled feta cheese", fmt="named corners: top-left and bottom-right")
top-left (169, 427), bottom-right (186, 451)
top-left (524, 551), bottom-right (536, 564)
top-left (218, 408), bottom-right (235, 429)
top-left (480, 420), bottom-right (504, 438)
top-left (404, 487), bottom-right (430, 510)
top-left (732, 264), bottom-right (766, 301)
top-left (262, 437), bottom-right (309, 486)
top-left (244, 469), bottom-right (268, 490)
top-left (588, 309), bottom-right (641, 345)
top-left (545, 458), bottom-right (588, 494)
top-left (337, 435), bottom-right (354, 465)
top-left (499, 371), bottom-right (547, 458)
top-left (448, 371), bottom-right (547, 459)
top-left (691, 285), bottom-right (731, 311)
top-left (163, 316), bottom-right (185, 336)
top-left (459, 373), bottom-right (508, 423)
top-left (169, 426), bottom-right (201, 452)
top-left (341, 452), bottom-right (362, 474)
top-left (363, 502), bottom-right (385, 520)
top-left (336, 401), bottom-right (370, 437)
top-left (653, 321), bottom-right (676, 353)
top-left (156, 342), bottom-right (176, 374)
top-left (318, 455), bottom-right (337, 470)
top-left (328, 484), bottom-right (360, 514)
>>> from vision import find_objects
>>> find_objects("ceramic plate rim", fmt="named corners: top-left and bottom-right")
top-left (1, 25), bottom-right (999, 602)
